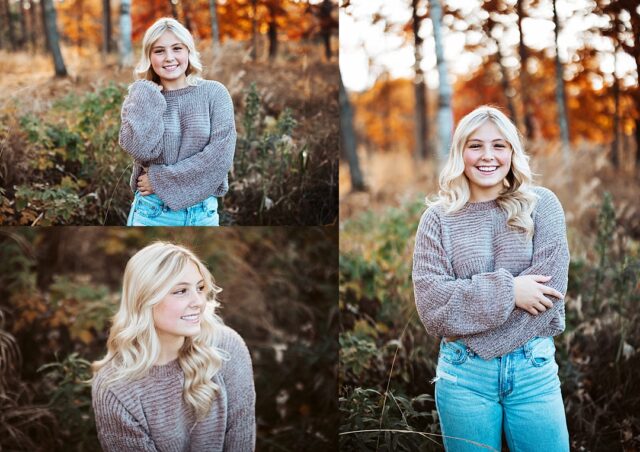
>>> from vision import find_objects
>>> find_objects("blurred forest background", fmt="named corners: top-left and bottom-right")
top-left (0, 0), bottom-right (339, 226)
top-left (0, 227), bottom-right (338, 451)
top-left (339, 0), bottom-right (640, 450)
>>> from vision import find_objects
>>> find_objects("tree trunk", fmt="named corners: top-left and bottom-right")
top-left (3, 0), bottom-right (16, 50)
top-left (19, 0), bottom-right (27, 48)
top-left (496, 43), bottom-right (518, 122)
top-left (516, 0), bottom-right (533, 139)
top-left (208, 0), bottom-right (220, 47)
top-left (0, 1), bottom-right (4, 50)
top-left (320, 0), bottom-right (332, 60)
top-left (28, 0), bottom-right (37, 52)
top-left (169, 0), bottom-right (178, 20)
top-left (268, 17), bottom-right (277, 59)
top-left (102, 0), bottom-right (112, 54)
top-left (77, 0), bottom-right (84, 51)
top-left (339, 74), bottom-right (365, 191)
top-left (428, 0), bottom-right (453, 167)
top-left (182, 0), bottom-right (193, 32)
top-left (611, 67), bottom-right (620, 168)
top-left (552, 0), bottom-right (570, 161)
top-left (40, 0), bottom-right (50, 52)
top-left (119, 0), bottom-right (133, 66)
top-left (412, 0), bottom-right (428, 160)
top-left (42, 0), bottom-right (67, 76)
top-left (251, 0), bottom-right (258, 61)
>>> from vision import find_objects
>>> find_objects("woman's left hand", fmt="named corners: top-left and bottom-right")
top-left (137, 172), bottom-right (155, 196)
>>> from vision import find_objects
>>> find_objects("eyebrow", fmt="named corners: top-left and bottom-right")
top-left (174, 279), bottom-right (205, 286)
top-left (152, 42), bottom-right (184, 49)
top-left (467, 138), bottom-right (507, 142)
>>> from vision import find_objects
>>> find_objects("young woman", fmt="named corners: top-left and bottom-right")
top-left (91, 242), bottom-right (255, 451)
top-left (412, 106), bottom-right (570, 451)
top-left (119, 18), bottom-right (236, 226)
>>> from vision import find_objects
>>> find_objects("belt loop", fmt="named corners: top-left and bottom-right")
top-left (523, 340), bottom-right (531, 358)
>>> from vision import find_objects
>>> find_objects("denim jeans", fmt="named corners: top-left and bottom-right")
top-left (126, 192), bottom-right (219, 226)
top-left (434, 336), bottom-right (569, 452)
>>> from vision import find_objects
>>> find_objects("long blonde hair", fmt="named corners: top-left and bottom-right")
top-left (91, 242), bottom-right (225, 419)
top-left (430, 105), bottom-right (538, 238)
top-left (134, 17), bottom-right (203, 86)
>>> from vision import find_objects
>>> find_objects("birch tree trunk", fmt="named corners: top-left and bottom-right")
top-left (209, 0), bottom-right (220, 47)
top-left (119, 0), bottom-right (133, 66)
top-left (428, 0), bottom-right (452, 168)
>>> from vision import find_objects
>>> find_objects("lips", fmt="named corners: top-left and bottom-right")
top-left (163, 64), bottom-right (179, 71)
top-left (476, 166), bottom-right (498, 173)
top-left (180, 313), bottom-right (200, 322)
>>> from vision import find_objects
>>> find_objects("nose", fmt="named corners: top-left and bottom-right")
top-left (189, 290), bottom-right (204, 308)
top-left (480, 144), bottom-right (496, 160)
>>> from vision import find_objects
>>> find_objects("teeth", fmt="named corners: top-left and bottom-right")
top-left (181, 314), bottom-right (199, 320)
top-left (477, 166), bottom-right (497, 172)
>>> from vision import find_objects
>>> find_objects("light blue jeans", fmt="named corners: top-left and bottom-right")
top-left (126, 192), bottom-right (219, 226)
top-left (434, 337), bottom-right (569, 452)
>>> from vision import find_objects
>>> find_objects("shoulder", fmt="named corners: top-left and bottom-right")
top-left (417, 203), bottom-right (446, 233)
top-left (198, 79), bottom-right (232, 99)
top-left (92, 361), bottom-right (128, 400)
top-left (215, 324), bottom-right (251, 358)
top-left (215, 325), bottom-right (253, 376)
top-left (531, 186), bottom-right (564, 217)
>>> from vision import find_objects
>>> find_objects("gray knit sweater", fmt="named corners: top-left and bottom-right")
top-left (119, 79), bottom-right (236, 211)
top-left (412, 186), bottom-right (569, 360)
top-left (92, 325), bottom-right (255, 452)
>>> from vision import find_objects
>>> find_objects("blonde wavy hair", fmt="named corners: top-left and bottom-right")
top-left (430, 105), bottom-right (538, 238)
top-left (134, 17), bottom-right (203, 86)
top-left (91, 242), bottom-right (225, 419)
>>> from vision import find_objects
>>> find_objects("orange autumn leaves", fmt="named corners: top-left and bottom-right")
top-left (351, 53), bottom-right (637, 154)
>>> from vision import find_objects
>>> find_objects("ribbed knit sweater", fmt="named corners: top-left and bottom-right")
top-left (119, 79), bottom-right (237, 211)
top-left (92, 325), bottom-right (255, 452)
top-left (412, 186), bottom-right (569, 360)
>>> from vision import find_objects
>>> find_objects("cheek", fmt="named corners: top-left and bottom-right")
top-left (462, 151), bottom-right (475, 169)
top-left (153, 302), bottom-right (179, 326)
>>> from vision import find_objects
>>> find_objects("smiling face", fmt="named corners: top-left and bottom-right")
top-left (149, 30), bottom-right (189, 90)
top-left (462, 120), bottom-right (513, 202)
top-left (152, 260), bottom-right (206, 350)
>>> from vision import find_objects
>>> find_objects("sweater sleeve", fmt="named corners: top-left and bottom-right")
top-left (92, 383), bottom-right (158, 452)
top-left (221, 327), bottom-right (256, 452)
top-left (118, 80), bottom-right (167, 162)
top-left (463, 188), bottom-right (570, 359)
top-left (412, 207), bottom-right (516, 337)
top-left (147, 83), bottom-right (236, 210)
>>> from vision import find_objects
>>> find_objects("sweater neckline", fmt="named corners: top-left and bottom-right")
top-left (464, 198), bottom-right (499, 211)
top-left (148, 358), bottom-right (181, 377)
top-left (162, 82), bottom-right (200, 98)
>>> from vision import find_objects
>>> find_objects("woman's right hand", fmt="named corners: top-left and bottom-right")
top-left (514, 275), bottom-right (563, 315)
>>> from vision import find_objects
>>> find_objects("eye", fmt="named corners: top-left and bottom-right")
top-left (154, 49), bottom-right (164, 54)
top-left (173, 46), bottom-right (183, 51)
top-left (197, 285), bottom-right (205, 293)
top-left (495, 143), bottom-right (506, 149)
top-left (468, 143), bottom-right (481, 149)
